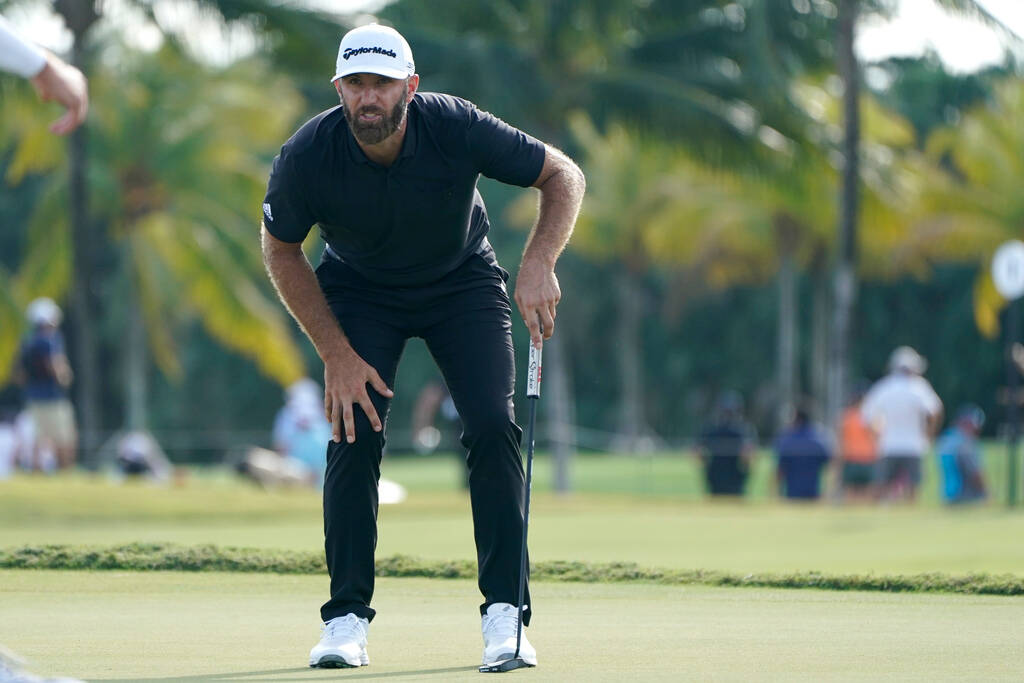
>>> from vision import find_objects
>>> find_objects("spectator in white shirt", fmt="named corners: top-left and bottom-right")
top-left (861, 346), bottom-right (944, 503)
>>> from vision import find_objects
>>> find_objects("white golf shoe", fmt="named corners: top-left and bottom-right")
top-left (481, 603), bottom-right (537, 667)
top-left (0, 646), bottom-right (83, 683)
top-left (308, 613), bottom-right (370, 668)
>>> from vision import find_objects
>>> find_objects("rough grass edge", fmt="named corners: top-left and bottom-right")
top-left (1, 543), bottom-right (1022, 596)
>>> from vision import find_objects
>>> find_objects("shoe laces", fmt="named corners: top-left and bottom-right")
top-left (483, 610), bottom-right (520, 641)
top-left (323, 614), bottom-right (364, 642)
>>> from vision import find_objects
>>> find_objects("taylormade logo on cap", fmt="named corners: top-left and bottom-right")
top-left (332, 24), bottom-right (415, 82)
top-left (343, 46), bottom-right (397, 60)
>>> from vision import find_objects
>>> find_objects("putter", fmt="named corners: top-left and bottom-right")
top-left (479, 332), bottom-right (542, 674)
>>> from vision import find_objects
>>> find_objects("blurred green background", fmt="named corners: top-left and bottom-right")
top-left (0, 0), bottom-right (1022, 478)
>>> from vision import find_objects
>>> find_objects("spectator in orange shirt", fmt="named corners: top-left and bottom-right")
top-left (838, 382), bottom-right (878, 503)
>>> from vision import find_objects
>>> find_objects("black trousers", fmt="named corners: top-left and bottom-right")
top-left (315, 252), bottom-right (531, 626)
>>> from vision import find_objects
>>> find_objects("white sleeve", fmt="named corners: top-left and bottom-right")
top-left (0, 16), bottom-right (46, 78)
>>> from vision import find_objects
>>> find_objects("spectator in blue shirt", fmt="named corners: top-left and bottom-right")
top-left (775, 403), bottom-right (832, 501)
top-left (936, 404), bottom-right (987, 505)
top-left (16, 298), bottom-right (77, 470)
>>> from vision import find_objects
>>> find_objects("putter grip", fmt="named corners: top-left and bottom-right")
top-left (527, 342), bottom-right (542, 398)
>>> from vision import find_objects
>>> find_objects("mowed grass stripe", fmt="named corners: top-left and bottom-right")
top-left (2, 543), bottom-right (1023, 595)
top-left (3, 571), bottom-right (1022, 682)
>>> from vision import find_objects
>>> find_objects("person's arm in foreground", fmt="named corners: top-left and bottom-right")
top-left (515, 144), bottom-right (585, 347)
top-left (261, 225), bottom-right (393, 444)
top-left (0, 16), bottom-right (88, 134)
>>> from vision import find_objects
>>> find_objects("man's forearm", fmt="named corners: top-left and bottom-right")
top-left (261, 228), bottom-right (350, 362)
top-left (523, 150), bottom-right (585, 268)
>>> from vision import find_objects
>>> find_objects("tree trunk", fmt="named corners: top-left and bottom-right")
top-left (810, 248), bottom-right (830, 417)
top-left (57, 0), bottom-right (101, 466)
top-left (829, 0), bottom-right (861, 428)
top-left (124, 239), bottom-right (147, 432)
top-left (775, 214), bottom-right (799, 430)
top-left (617, 269), bottom-right (642, 441)
top-left (613, 268), bottom-right (657, 452)
top-left (67, 108), bottom-right (100, 463)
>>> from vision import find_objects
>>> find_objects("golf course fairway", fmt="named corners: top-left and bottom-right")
top-left (3, 570), bottom-right (1022, 681)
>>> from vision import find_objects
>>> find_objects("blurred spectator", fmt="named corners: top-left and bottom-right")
top-left (936, 404), bottom-right (988, 505)
top-left (114, 431), bottom-right (173, 484)
top-left (237, 446), bottom-right (314, 489)
top-left (774, 403), bottom-right (832, 501)
top-left (265, 378), bottom-right (407, 501)
top-left (0, 385), bottom-right (24, 479)
top-left (15, 298), bottom-right (77, 471)
top-left (273, 378), bottom-right (331, 488)
top-left (0, 401), bottom-right (17, 480)
top-left (12, 407), bottom-right (35, 471)
top-left (697, 391), bottom-right (757, 497)
top-left (862, 346), bottom-right (943, 503)
top-left (837, 381), bottom-right (878, 503)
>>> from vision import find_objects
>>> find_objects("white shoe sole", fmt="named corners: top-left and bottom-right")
top-left (480, 657), bottom-right (536, 673)
top-left (482, 651), bottom-right (538, 667)
top-left (309, 650), bottom-right (369, 668)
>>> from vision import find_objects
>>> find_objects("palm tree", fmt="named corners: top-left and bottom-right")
top-left (562, 76), bottom-right (921, 434)
top-left (0, 0), bottom-right (343, 459)
top-left (562, 115), bottom-right (777, 438)
top-left (829, 0), bottom-right (1018, 424)
top-left (0, 42), bottom-right (308, 434)
top-left (903, 80), bottom-right (1024, 336)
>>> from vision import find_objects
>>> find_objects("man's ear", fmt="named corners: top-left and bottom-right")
top-left (406, 74), bottom-right (420, 102)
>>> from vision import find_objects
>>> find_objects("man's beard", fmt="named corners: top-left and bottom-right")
top-left (343, 96), bottom-right (407, 145)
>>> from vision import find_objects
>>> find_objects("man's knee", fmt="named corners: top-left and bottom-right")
top-left (325, 415), bottom-right (385, 475)
top-left (462, 410), bottom-right (520, 449)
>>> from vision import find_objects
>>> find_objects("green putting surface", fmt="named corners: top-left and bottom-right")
top-left (2, 570), bottom-right (1023, 681)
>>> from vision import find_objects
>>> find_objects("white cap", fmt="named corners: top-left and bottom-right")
top-left (26, 297), bottom-right (62, 326)
top-left (889, 346), bottom-right (926, 374)
top-left (332, 23), bottom-right (415, 82)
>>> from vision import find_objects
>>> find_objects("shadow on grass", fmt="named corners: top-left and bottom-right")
top-left (91, 664), bottom-right (481, 681)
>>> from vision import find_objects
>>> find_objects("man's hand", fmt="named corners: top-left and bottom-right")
top-left (30, 52), bottom-right (88, 135)
top-left (514, 256), bottom-right (560, 348)
top-left (262, 226), bottom-right (395, 444)
top-left (323, 347), bottom-right (394, 444)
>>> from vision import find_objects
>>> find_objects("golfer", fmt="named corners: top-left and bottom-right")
top-left (261, 23), bottom-right (584, 669)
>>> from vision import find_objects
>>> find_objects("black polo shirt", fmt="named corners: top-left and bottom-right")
top-left (262, 92), bottom-right (546, 287)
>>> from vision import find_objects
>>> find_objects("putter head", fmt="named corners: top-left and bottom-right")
top-left (479, 657), bottom-right (534, 673)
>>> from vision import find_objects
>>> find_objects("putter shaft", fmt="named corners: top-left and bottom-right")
top-left (515, 340), bottom-right (541, 660)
